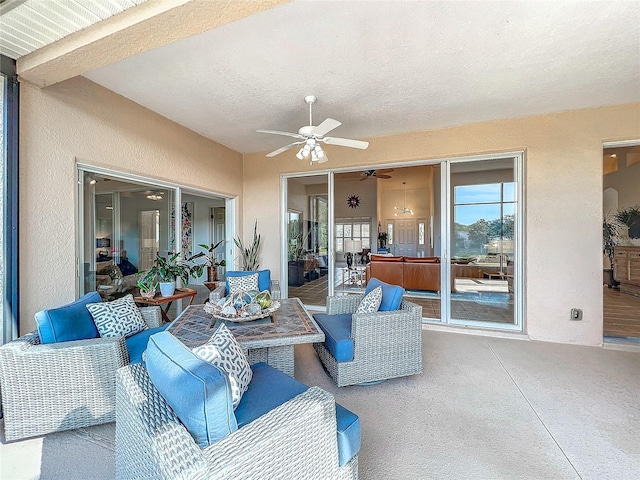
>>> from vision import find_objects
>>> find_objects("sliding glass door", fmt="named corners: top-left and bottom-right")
top-left (282, 155), bottom-right (522, 331)
top-left (284, 174), bottom-right (331, 307)
top-left (79, 170), bottom-right (176, 300)
top-left (443, 157), bottom-right (521, 328)
top-left (78, 167), bottom-right (231, 318)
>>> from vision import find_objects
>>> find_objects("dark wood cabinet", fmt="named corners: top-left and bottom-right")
top-left (613, 246), bottom-right (640, 297)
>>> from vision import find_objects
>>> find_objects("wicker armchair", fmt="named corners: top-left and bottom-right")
top-left (0, 306), bottom-right (161, 441)
top-left (314, 295), bottom-right (423, 387)
top-left (116, 363), bottom-right (358, 480)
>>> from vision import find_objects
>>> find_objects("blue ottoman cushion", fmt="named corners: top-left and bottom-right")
top-left (225, 269), bottom-right (271, 295)
top-left (312, 313), bottom-right (354, 362)
top-left (145, 331), bottom-right (237, 448)
top-left (365, 278), bottom-right (404, 311)
top-left (35, 292), bottom-right (101, 344)
top-left (235, 362), bottom-right (360, 467)
top-left (125, 324), bottom-right (168, 364)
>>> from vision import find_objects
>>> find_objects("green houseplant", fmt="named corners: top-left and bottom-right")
top-left (141, 253), bottom-right (202, 297)
top-left (614, 205), bottom-right (640, 239)
top-left (234, 220), bottom-right (261, 271)
top-left (136, 277), bottom-right (159, 299)
top-left (188, 240), bottom-right (226, 282)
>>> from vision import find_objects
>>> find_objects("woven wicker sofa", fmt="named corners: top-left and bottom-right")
top-left (313, 291), bottom-right (423, 387)
top-left (116, 361), bottom-right (359, 479)
top-left (0, 295), bottom-right (163, 441)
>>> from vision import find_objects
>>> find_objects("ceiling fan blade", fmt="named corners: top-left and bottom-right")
top-left (266, 141), bottom-right (304, 157)
top-left (378, 168), bottom-right (395, 174)
top-left (377, 175), bottom-right (392, 179)
top-left (314, 118), bottom-right (341, 137)
top-left (359, 176), bottom-right (369, 181)
top-left (322, 137), bottom-right (369, 149)
top-left (257, 129), bottom-right (304, 139)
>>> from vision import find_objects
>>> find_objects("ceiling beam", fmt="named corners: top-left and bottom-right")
top-left (16, 0), bottom-right (289, 87)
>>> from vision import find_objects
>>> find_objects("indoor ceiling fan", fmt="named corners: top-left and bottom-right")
top-left (359, 169), bottom-right (394, 181)
top-left (257, 95), bottom-right (369, 164)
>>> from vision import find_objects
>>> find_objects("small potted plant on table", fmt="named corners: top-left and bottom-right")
top-left (137, 277), bottom-right (159, 299)
top-left (188, 240), bottom-right (226, 282)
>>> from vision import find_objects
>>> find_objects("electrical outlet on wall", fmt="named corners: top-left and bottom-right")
top-left (570, 308), bottom-right (583, 321)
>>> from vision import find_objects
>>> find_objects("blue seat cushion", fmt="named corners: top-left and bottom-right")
top-left (365, 277), bottom-right (404, 311)
top-left (145, 331), bottom-right (237, 448)
top-left (125, 324), bottom-right (168, 364)
top-left (235, 362), bottom-right (360, 467)
top-left (335, 403), bottom-right (361, 467)
top-left (235, 362), bottom-right (307, 428)
top-left (312, 313), bottom-right (354, 362)
top-left (225, 270), bottom-right (270, 295)
top-left (35, 292), bottom-right (101, 344)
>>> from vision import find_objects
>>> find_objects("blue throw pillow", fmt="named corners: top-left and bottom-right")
top-left (365, 278), bottom-right (404, 311)
top-left (226, 270), bottom-right (271, 294)
top-left (35, 292), bottom-right (101, 344)
top-left (145, 331), bottom-right (238, 448)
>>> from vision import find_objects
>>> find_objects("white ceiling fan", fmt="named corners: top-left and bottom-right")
top-left (257, 95), bottom-right (369, 164)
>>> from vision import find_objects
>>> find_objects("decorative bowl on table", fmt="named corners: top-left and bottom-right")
top-left (203, 289), bottom-right (280, 323)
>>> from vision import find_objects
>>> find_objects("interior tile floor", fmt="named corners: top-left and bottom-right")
top-left (290, 276), bottom-right (640, 342)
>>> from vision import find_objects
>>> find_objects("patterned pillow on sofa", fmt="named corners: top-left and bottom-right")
top-left (192, 323), bottom-right (252, 409)
top-left (86, 294), bottom-right (147, 338)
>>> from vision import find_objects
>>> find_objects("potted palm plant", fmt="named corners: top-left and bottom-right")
top-left (614, 205), bottom-right (640, 240)
top-left (188, 240), bottom-right (226, 282)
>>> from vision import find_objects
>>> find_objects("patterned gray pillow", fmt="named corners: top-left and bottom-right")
top-left (356, 286), bottom-right (383, 313)
top-left (192, 323), bottom-right (253, 409)
top-left (86, 294), bottom-right (147, 338)
top-left (227, 273), bottom-right (259, 295)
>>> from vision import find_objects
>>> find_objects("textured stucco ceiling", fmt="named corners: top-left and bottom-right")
top-left (14, 1), bottom-right (640, 156)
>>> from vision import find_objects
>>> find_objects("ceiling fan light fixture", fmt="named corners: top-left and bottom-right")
top-left (314, 145), bottom-right (324, 158)
top-left (303, 144), bottom-right (312, 157)
top-left (296, 148), bottom-right (305, 160)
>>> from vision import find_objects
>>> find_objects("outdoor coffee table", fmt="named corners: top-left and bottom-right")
top-left (166, 297), bottom-right (324, 377)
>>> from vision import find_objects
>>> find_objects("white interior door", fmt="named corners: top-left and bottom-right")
top-left (392, 219), bottom-right (417, 256)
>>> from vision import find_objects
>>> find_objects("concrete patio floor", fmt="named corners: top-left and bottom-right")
top-left (1, 329), bottom-right (639, 479)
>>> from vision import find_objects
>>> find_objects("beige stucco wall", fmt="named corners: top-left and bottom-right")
top-left (19, 76), bottom-right (243, 334)
top-left (243, 103), bottom-right (640, 346)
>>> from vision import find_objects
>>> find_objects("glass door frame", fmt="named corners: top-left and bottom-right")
top-left (439, 152), bottom-right (525, 332)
